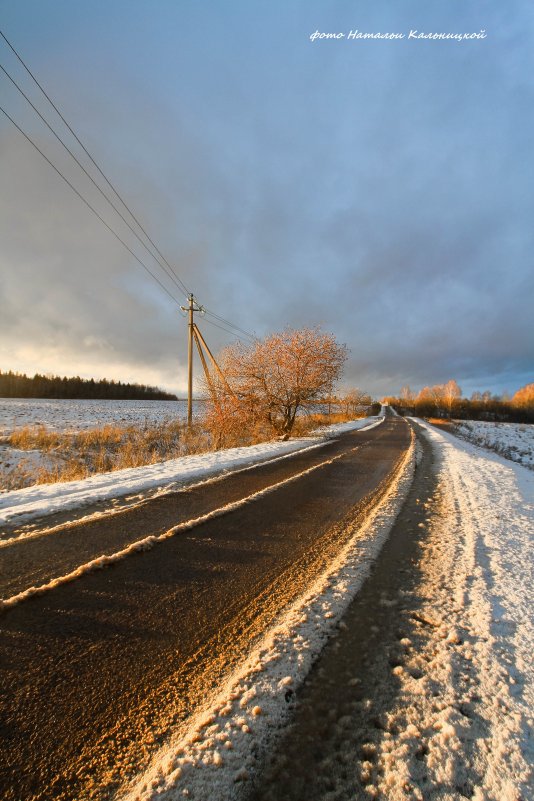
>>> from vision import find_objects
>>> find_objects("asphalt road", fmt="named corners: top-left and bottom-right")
top-left (246, 421), bottom-right (439, 801)
top-left (0, 412), bottom-right (410, 801)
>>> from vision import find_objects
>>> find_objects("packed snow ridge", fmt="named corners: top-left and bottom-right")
top-left (1, 438), bottom-right (375, 611)
top-left (0, 417), bottom-right (383, 528)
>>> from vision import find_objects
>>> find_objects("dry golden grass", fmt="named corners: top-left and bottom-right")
top-left (9, 425), bottom-right (63, 451)
top-left (0, 420), bottom-right (211, 491)
top-left (292, 411), bottom-right (364, 435)
top-left (0, 410), bottom-right (365, 491)
top-left (426, 417), bottom-right (456, 432)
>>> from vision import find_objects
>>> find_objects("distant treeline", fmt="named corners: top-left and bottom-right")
top-left (0, 370), bottom-right (178, 401)
top-left (383, 380), bottom-right (534, 423)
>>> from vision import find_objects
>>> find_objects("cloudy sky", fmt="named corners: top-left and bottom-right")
top-left (1, 0), bottom-right (532, 397)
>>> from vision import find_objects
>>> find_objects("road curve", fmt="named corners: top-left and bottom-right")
top-left (0, 412), bottom-right (410, 801)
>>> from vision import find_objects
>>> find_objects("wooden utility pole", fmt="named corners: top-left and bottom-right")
top-left (180, 294), bottom-right (203, 426)
top-left (193, 324), bottom-right (237, 399)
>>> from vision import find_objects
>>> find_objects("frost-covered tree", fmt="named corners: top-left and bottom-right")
top-left (203, 327), bottom-right (347, 443)
top-left (442, 379), bottom-right (462, 418)
top-left (400, 385), bottom-right (415, 403)
top-left (340, 388), bottom-right (372, 416)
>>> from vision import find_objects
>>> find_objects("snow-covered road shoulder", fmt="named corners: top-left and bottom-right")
top-left (385, 418), bottom-right (534, 800)
top-left (0, 417), bottom-right (383, 528)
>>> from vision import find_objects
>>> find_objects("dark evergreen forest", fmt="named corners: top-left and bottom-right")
top-left (0, 370), bottom-right (178, 400)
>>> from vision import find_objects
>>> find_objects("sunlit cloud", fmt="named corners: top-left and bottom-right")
top-left (1, 1), bottom-right (532, 396)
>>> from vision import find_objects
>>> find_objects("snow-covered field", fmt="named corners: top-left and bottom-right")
top-left (0, 398), bottom-right (370, 494)
top-left (0, 446), bottom-right (60, 478)
top-left (0, 397), bottom-right (195, 434)
top-left (0, 417), bottom-right (383, 529)
top-left (453, 419), bottom-right (534, 469)
top-left (0, 398), bottom-right (355, 436)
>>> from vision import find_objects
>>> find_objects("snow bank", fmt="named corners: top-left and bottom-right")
top-left (0, 417), bottom-right (383, 527)
top-left (119, 428), bottom-right (415, 801)
top-left (453, 419), bottom-right (534, 469)
top-left (366, 419), bottom-right (534, 800)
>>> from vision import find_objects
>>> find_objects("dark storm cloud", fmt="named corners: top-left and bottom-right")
top-left (0, 0), bottom-right (532, 395)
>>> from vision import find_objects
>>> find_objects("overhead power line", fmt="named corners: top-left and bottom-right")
top-left (0, 103), bottom-right (183, 305)
top-left (178, 306), bottom-right (256, 343)
top-left (202, 309), bottom-right (257, 341)
top-left (0, 27), bottom-right (192, 299)
top-left (0, 60), bottom-right (191, 301)
top-left (203, 307), bottom-right (257, 338)
top-left (0, 90), bottom-right (256, 341)
top-left (201, 316), bottom-right (256, 341)
top-left (0, 28), bottom-right (259, 349)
